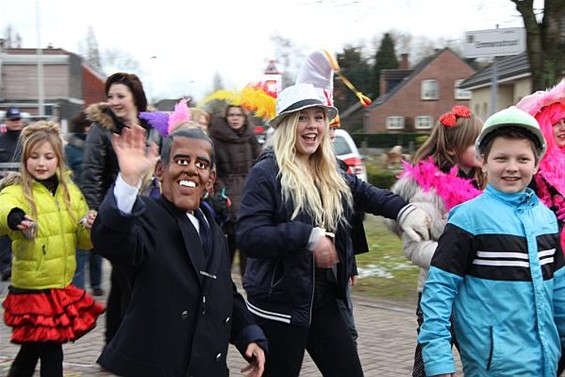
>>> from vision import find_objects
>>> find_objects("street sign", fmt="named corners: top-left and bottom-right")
top-left (464, 27), bottom-right (526, 58)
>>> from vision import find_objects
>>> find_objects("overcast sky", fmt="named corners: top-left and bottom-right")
top-left (0, 0), bottom-right (542, 102)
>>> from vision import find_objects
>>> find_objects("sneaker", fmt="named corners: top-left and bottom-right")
top-left (92, 288), bottom-right (105, 297)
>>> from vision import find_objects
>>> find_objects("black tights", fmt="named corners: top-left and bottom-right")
top-left (9, 342), bottom-right (63, 377)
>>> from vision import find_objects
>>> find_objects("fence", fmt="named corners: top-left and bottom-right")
top-left (0, 162), bottom-right (19, 179)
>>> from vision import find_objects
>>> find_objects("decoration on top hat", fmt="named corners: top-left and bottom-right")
top-left (439, 105), bottom-right (471, 127)
top-left (139, 98), bottom-right (192, 137)
top-left (198, 83), bottom-right (277, 120)
top-left (329, 114), bottom-right (341, 128)
top-left (295, 49), bottom-right (372, 126)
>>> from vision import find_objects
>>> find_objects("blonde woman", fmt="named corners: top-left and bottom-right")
top-left (237, 83), bottom-right (430, 377)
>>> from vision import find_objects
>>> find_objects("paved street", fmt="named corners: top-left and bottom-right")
top-left (0, 260), bottom-right (461, 376)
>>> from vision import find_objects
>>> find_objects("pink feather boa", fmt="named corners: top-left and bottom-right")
top-left (398, 158), bottom-right (482, 211)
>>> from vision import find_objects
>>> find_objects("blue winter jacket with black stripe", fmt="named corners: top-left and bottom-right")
top-left (419, 184), bottom-right (565, 377)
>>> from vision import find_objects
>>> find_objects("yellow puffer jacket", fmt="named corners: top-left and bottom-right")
top-left (0, 177), bottom-right (92, 289)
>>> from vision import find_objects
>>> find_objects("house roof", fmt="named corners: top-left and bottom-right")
top-left (367, 50), bottom-right (441, 108)
top-left (459, 52), bottom-right (530, 89)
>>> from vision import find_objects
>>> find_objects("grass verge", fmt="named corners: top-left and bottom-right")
top-left (351, 214), bottom-right (419, 307)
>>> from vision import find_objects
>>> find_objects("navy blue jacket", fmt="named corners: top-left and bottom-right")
top-left (237, 154), bottom-right (407, 326)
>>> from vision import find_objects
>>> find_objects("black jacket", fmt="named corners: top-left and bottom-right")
top-left (237, 154), bottom-right (407, 326)
top-left (0, 130), bottom-right (21, 162)
top-left (92, 190), bottom-right (267, 377)
top-left (209, 117), bottom-right (261, 222)
top-left (80, 103), bottom-right (157, 209)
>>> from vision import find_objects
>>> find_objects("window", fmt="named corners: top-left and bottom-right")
top-left (415, 116), bottom-right (433, 129)
top-left (421, 80), bottom-right (438, 100)
top-left (386, 116), bottom-right (405, 130)
top-left (454, 79), bottom-right (471, 99)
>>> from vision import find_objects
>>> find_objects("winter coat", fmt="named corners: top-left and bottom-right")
top-left (237, 153), bottom-right (407, 326)
top-left (419, 185), bottom-right (565, 377)
top-left (92, 188), bottom-right (266, 377)
top-left (0, 175), bottom-right (92, 289)
top-left (209, 117), bottom-right (261, 222)
top-left (386, 161), bottom-right (482, 292)
top-left (386, 175), bottom-right (447, 292)
top-left (64, 133), bottom-right (86, 186)
top-left (0, 130), bottom-right (20, 162)
top-left (80, 103), bottom-right (157, 210)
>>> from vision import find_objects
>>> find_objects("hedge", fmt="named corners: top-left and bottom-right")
top-left (351, 132), bottom-right (423, 149)
top-left (368, 170), bottom-right (398, 189)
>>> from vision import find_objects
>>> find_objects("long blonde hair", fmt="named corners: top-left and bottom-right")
top-left (18, 121), bottom-right (75, 221)
top-left (272, 111), bottom-right (352, 231)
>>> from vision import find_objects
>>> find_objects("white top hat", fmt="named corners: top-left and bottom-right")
top-left (269, 83), bottom-right (338, 128)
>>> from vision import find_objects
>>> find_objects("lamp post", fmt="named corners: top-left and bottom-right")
top-left (36, 0), bottom-right (45, 117)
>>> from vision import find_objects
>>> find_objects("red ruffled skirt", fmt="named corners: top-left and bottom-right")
top-left (2, 285), bottom-right (105, 344)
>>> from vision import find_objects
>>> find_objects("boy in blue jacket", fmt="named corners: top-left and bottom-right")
top-left (419, 106), bottom-right (565, 377)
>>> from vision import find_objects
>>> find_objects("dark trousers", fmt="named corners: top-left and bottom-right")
top-left (413, 293), bottom-right (459, 377)
top-left (0, 235), bottom-right (12, 280)
top-left (255, 280), bottom-right (363, 377)
top-left (9, 342), bottom-right (63, 377)
top-left (105, 264), bottom-right (131, 345)
top-left (336, 283), bottom-right (358, 347)
top-left (224, 221), bottom-right (246, 277)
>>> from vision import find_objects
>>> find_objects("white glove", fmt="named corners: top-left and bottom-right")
top-left (397, 204), bottom-right (430, 242)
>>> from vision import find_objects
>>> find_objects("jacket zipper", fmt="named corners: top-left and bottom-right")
top-left (487, 326), bottom-right (494, 370)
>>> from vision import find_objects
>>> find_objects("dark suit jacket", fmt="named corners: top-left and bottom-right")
top-left (92, 189), bottom-right (266, 377)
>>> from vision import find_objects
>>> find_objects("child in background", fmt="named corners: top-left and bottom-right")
top-left (386, 105), bottom-right (485, 376)
top-left (0, 121), bottom-right (104, 376)
top-left (66, 111), bottom-right (104, 297)
top-left (419, 107), bottom-right (565, 377)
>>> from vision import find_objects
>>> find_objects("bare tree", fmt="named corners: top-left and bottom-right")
top-left (82, 26), bottom-right (102, 72)
top-left (212, 71), bottom-right (225, 92)
top-left (3, 26), bottom-right (22, 48)
top-left (511, 0), bottom-right (565, 90)
top-left (270, 33), bottom-right (307, 88)
top-left (101, 48), bottom-right (140, 76)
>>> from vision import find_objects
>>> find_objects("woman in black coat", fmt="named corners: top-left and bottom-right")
top-left (80, 72), bottom-right (158, 345)
top-left (237, 83), bottom-right (430, 377)
top-left (209, 105), bottom-right (261, 277)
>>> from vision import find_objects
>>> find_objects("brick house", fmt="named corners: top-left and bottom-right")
top-left (361, 48), bottom-right (476, 133)
top-left (0, 46), bottom-right (106, 131)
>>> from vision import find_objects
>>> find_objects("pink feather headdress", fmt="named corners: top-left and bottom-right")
top-left (516, 80), bottom-right (565, 204)
top-left (139, 98), bottom-right (192, 137)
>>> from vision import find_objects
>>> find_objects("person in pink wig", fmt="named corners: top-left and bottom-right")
top-left (516, 79), bottom-right (565, 375)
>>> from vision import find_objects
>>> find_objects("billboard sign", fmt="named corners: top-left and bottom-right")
top-left (464, 27), bottom-right (526, 58)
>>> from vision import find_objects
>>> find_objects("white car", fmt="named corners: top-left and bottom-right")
top-left (333, 129), bottom-right (367, 181)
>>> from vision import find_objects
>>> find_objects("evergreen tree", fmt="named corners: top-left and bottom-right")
top-left (334, 46), bottom-right (372, 112)
top-left (372, 33), bottom-right (399, 99)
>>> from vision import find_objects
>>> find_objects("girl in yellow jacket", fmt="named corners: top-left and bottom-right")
top-left (0, 121), bottom-right (104, 377)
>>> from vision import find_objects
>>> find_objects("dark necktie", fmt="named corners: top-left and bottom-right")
top-left (195, 208), bottom-right (211, 257)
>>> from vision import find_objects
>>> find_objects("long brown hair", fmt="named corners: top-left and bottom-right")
top-left (413, 107), bottom-right (486, 187)
top-left (18, 121), bottom-right (75, 221)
